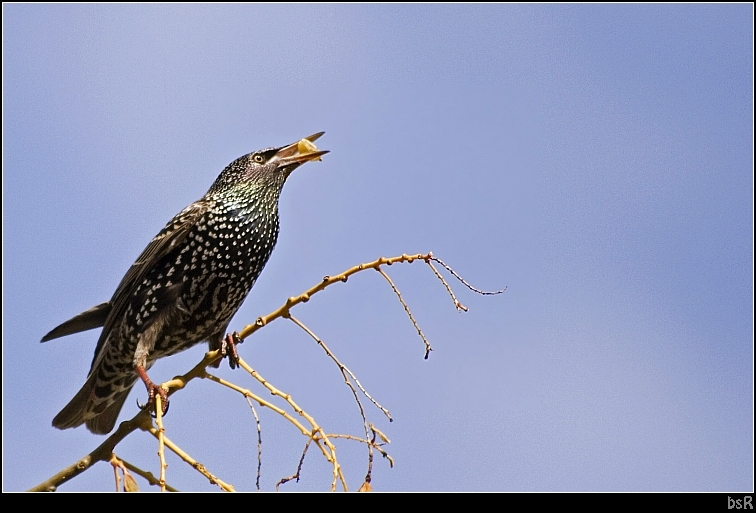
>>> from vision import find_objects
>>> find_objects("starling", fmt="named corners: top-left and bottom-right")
top-left (42, 133), bottom-right (328, 434)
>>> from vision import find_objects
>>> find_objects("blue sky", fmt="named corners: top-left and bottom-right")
top-left (3, 4), bottom-right (753, 491)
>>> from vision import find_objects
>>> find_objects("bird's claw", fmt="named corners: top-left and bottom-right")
top-left (136, 382), bottom-right (170, 418)
top-left (221, 332), bottom-right (243, 369)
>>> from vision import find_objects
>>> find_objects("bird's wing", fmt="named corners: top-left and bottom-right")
top-left (88, 199), bottom-right (211, 372)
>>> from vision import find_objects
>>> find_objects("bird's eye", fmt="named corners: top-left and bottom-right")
top-left (253, 155), bottom-right (265, 163)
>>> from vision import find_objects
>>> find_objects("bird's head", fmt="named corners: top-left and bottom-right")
top-left (207, 132), bottom-right (328, 196)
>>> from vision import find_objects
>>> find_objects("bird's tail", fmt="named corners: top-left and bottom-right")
top-left (41, 302), bottom-right (111, 342)
top-left (52, 372), bottom-right (136, 435)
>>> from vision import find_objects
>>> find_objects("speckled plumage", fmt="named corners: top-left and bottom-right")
top-left (42, 133), bottom-right (327, 434)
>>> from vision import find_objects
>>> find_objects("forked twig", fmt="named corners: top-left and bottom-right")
top-left (319, 432), bottom-right (394, 467)
top-left (112, 453), bottom-right (178, 492)
top-left (143, 423), bottom-right (235, 492)
top-left (426, 260), bottom-right (468, 312)
top-left (216, 358), bottom-right (347, 492)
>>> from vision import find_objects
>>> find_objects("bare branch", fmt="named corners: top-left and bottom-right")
top-left (33, 251), bottom-right (502, 492)
top-left (144, 423), bottom-right (235, 492)
top-left (237, 253), bottom-right (433, 340)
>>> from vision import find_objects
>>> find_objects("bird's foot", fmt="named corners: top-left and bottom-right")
top-left (135, 366), bottom-right (169, 417)
top-left (220, 331), bottom-right (243, 369)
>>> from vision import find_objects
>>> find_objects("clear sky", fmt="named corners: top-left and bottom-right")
top-left (3, 4), bottom-right (753, 491)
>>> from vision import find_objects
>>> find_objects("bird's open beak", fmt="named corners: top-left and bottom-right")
top-left (274, 132), bottom-right (329, 165)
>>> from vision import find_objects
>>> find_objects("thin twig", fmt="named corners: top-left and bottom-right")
top-left (276, 438), bottom-right (312, 491)
top-left (245, 397), bottom-right (263, 491)
top-left (288, 315), bottom-right (391, 421)
top-left (375, 266), bottom-right (433, 359)
top-left (428, 254), bottom-right (507, 295)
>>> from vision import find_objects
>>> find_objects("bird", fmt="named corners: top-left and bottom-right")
top-left (41, 132), bottom-right (328, 434)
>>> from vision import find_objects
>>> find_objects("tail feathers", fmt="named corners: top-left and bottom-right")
top-left (41, 302), bottom-right (112, 342)
top-left (52, 373), bottom-right (135, 435)
top-left (86, 391), bottom-right (131, 435)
